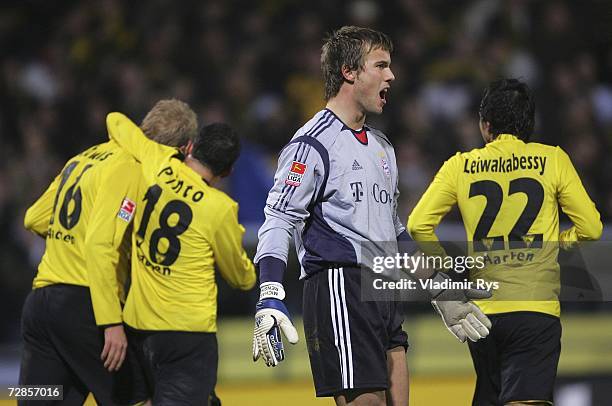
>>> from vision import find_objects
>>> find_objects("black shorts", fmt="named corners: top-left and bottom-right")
top-left (118, 326), bottom-right (218, 405)
top-left (303, 267), bottom-right (408, 397)
top-left (19, 284), bottom-right (138, 406)
top-left (468, 312), bottom-right (561, 406)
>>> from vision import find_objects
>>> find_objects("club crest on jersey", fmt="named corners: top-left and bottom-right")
top-left (118, 198), bottom-right (136, 222)
top-left (285, 161), bottom-right (307, 186)
top-left (381, 157), bottom-right (391, 178)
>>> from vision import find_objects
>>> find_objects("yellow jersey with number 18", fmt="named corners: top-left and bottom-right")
top-left (106, 112), bottom-right (256, 333)
top-left (408, 134), bottom-right (602, 317)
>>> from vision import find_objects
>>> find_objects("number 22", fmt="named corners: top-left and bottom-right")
top-left (469, 177), bottom-right (544, 252)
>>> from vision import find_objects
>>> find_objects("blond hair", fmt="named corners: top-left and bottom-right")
top-left (140, 99), bottom-right (198, 147)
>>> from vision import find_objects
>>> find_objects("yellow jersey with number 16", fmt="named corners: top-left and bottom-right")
top-left (23, 142), bottom-right (139, 326)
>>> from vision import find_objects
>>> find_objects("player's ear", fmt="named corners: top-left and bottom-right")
top-left (484, 121), bottom-right (492, 135)
top-left (182, 140), bottom-right (194, 156)
top-left (479, 120), bottom-right (493, 143)
top-left (220, 166), bottom-right (233, 178)
top-left (341, 64), bottom-right (356, 84)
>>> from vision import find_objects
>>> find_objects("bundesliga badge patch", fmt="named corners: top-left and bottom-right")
top-left (381, 157), bottom-right (391, 178)
top-left (285, 161), bottom-right (307, 186)
top-left (117, 198), bottom-right (136, 222)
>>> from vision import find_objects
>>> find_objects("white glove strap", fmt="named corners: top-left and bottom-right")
top-left (259, 282), bottom-right (285, 300)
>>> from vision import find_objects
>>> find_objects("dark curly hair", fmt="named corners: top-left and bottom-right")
top-left (479, 78), bottom-right (535, 141)
top-left (321, 26), bottom-right (393, 101)
top-left (192, 123), bottom-right (241, 177)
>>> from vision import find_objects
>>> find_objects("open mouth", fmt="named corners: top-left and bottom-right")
top-left (379, 88), bottom-right (388, 104)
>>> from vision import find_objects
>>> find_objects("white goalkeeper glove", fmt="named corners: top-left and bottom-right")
top-left (429, 272), bottom-right (493, 343)
top-left (252, 282), bottom-right (299, 367)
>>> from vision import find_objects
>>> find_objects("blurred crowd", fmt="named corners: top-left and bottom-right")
top-left (1, 0), bottom-right (611, 338)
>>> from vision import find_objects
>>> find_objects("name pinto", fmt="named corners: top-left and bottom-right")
top-left (158, 166), bottom-right (205, 202)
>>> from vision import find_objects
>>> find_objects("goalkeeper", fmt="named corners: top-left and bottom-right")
top-left (252, 26), bottom-right (490, 406)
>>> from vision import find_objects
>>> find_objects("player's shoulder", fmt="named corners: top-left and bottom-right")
top-left (456, 143), bottom-right (482, 160)
top-left (280, 109), bottom-right (342, 164)
top-left (366, 124), bottom-right (393, 148)
top-left (441, 150), bottom-right (465, 165)
top-left (291, 109), bottom-right (343, 148)
top-left (200, 186), bottom-right (237, 217)
top-left (71, 141), bottom-right (110, 160)
top-left (79, 143), bottom-right (139, 188)
top-left (524, 141), bottom-right (562, 155)
top-left (97, 141), bottom-right (138, 170)
top-left (522, 141), bottom-right (571, 166)
top-left (76, 140), bottom-right (133, 163)
top-left (61, 142), bottom-right (122, 172)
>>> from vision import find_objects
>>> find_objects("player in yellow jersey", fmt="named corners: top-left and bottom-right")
top-left (20, 100), bottom-right (197, 405)
top-left (408, 79), bottom-right (602, 406)
top-left (105, 112), bottom-right (256, 405)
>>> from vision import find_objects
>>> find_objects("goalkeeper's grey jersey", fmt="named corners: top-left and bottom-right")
top-left (255, 109), bottom-right (405, 278)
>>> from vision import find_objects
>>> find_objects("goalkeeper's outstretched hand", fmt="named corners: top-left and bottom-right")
top-left (429, 272), bottom-right (493, 343)
top-left (252, 282), bottom-right (299, 367)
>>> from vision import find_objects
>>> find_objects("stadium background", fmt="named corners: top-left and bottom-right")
top-left (1, 0), bottom-right (611, 404)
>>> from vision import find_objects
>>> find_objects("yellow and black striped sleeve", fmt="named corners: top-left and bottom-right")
top-left (212, 202), bottom-right (256, 290)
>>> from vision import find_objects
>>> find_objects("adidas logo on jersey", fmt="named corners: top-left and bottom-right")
top-left (352, 160), bottom-right (363, 170)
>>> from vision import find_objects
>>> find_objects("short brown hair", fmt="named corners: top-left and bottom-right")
top-left (321, 26), bottom-right (393, 100)
top-left (140, 99), bottom-right (198, 147)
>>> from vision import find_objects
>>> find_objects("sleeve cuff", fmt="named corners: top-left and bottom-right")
top-left (397, 230), bottom-right (419, 256)
top-left (397, 230), bottom-right (412, 242)
top-left (258, 256), bottom-right (286, 284)
top-left (98, 322), bottom-right (123, 329)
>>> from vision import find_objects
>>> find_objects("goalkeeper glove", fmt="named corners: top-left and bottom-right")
top-left (429, 272), bottom-right (493, 343)
top-left (252, 282), bottom-right (299, 367)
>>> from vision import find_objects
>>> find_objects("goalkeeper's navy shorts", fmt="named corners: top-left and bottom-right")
top-left (19, 284), bottom-right (141, 406)
top-left (468, 311), bottom-right (561, 405)
top-left (303, 267), bottom-right (408, 397)
top-left (117, 326), bottom-right (218, 405)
